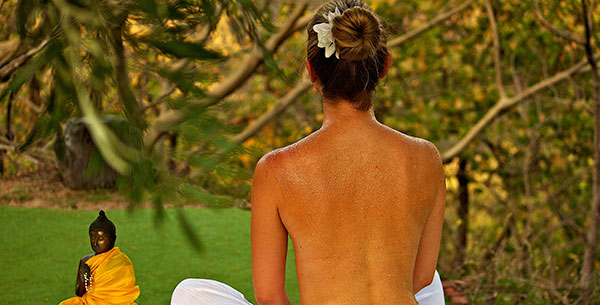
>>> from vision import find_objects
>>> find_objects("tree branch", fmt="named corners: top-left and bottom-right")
top-left (222, 0), bottom-right (479, 150)
top-left (181, 76), bottom-right (312, 178)
top-left (0, 38), bottom-right (49, 80)
top-left (533, 0), bottom-right (585, 45)
top-left (291, 14), bottom-right (312, 34)
top-left (142, 83), bottom-right (176, 112)
top-left (0, 142), bottom-right (40, 164)
top-left (544, 165), bottom-right (591, 240)
top-left (231, 76), bottom-right (311, 145)
top-left (0, 38), bottom-right (20, 68)
top-left (197, 3), bottom-right (225, 45)
top-left (388, 0), bottom-right (476, 48)
top-left (25, 77), bottom-right (42, 113)
top-left (441, 54), bottom-right (600, 163)
top-left (484, 0), bottom-right (506, 100)
top-left (144, 3), bottom-right (308, 149)
top-left (211, 4), bottom-right (307, 99)
top-left (142, 59), bottom-right (189, 112)
top-left (108, 16), bottom-right (145, 128)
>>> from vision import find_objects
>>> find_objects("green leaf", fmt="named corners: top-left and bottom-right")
top-left (104, 116), bottom-right (144, 150)
top-left (138, 0), bottom-right (167, 19)
top-left (0, 46), bottom-right (49, 103)
top-left (180, 183), bottom-right (222, 206)
top-left (176, 208), bottom-right (203, 252)
top-left (138, 0), bottom-right (158, 18)
top-left (237, 0), bottom-right (275, 32)
top-left (17, 0), bottom-right (34, 36)
top-left (256, 40), bottom-right (287, 82)
top-left (154, 66), bottom-right (209, 98)
top-left (52, 0), bottom-right (102, 26)
top-left (174, 115), bottom-right (225, 144)
top-left (71, 70), bottom-right (131, 174)
top-left (18, 114), bottom-right (55, 151)
top-left (142, 37), bottom-right (222, 60)
top-left (85, 149), bottom-right (104, 177)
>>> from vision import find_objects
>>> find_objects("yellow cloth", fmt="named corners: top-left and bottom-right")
top-left (59, 247), bottom-right (140, 305)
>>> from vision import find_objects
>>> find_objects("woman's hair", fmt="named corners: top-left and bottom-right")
top-left (307, 0), bottom-right (388, 110)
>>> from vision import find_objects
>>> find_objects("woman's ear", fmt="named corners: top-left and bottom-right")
top-left (306, 58), bottom-right (319, 83)
top-left (380, 53), bottom-right (391, 78)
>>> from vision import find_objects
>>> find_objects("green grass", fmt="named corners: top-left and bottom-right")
top-left (84, 192), bottom-right (114, 203)
top-left (0, 206), bottom-right (300, 305)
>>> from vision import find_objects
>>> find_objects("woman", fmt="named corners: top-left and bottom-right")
top-left (172, 1), bottom-right (445, 304)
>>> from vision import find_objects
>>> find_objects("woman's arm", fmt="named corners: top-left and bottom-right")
top-left (413, 144), bottom-right (446, 293)
top-left (251, 154), bottom-right (291, 305)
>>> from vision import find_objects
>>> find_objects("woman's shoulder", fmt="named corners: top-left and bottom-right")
top-left (377, 125), bottom-right (443, 175)
top-left (254, 145), bottom-right (299, 181)
top-left (402, 134), bottom-right (444, 182)
top-left (256, 132), bottom-right (320, 170)
top-left (379, 124), bottom-right (441, 156)
top-left (253, 134), bottom-right (326, 191)
top-left (405, 134), bottom-right (441, 161)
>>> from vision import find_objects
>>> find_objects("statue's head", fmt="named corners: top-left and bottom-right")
top-left (89, 210), bottom-right (117, 254)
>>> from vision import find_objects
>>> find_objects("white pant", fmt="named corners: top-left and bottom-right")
top-left (171, 270), bottom-right (445, 305)
top-left (415, 270), bottom-right (445, 305)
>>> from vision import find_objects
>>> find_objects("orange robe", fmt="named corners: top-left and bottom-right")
top-left (59, 247), bottom-right (140, 305)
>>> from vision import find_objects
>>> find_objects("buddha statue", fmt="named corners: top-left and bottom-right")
top-left (59, 210), bottom-right (140, 305)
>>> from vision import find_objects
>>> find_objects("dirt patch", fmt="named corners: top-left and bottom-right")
top-left (0, 163), bottom-right (250, 210)
top-left (0, 164), bottom-right (136, 210)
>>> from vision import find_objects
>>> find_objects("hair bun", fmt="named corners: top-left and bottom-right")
top-left (332, 7), bottom-right (381, 61)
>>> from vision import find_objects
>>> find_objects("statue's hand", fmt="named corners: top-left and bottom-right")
top-left (76, 255), bottom-right (94, 297)
top-left (79, 263), bottom-right (91, 282)
top-left (83, 263), bottom-right (91, 280)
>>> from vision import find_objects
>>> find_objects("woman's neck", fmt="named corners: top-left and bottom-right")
top-left (321, 99), bottom-right (378, 130)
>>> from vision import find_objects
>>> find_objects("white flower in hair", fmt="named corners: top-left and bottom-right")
top-left (312, 7), bottom-right (341, 59)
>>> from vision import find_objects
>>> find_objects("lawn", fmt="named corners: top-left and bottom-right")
top-left (0, 206), bottom-right (300, 305)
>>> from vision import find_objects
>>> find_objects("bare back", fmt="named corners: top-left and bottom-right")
top-left (255, 120), bottom-right (445, 305)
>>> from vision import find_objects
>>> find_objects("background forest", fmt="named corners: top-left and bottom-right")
top-left (0, 0), bottom-right (599, 303)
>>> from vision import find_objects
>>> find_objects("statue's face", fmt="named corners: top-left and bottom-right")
top-left (89, 231), bottom-right (112, 254)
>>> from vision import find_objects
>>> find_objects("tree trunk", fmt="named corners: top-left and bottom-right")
top-left (54, 116), bottom-right (126, 189)
top-left (581, 0), bottom-right (600, 290)
top-left (6, 96), bottom-right (12, 141)
top-left (168, 133), bottom-right (177, 172)
top-left (0, 96), bottom-right (12, 177)
top-left (455, 158), bottom-right (470, 272)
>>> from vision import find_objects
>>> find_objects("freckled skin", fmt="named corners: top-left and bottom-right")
top-left (252, 103), bottom-right (445, 305)
top-left (251, 57), bottom-right (445, 305)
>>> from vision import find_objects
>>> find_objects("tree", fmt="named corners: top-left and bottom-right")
top-left (1, 0), bottom-right (599, 302)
